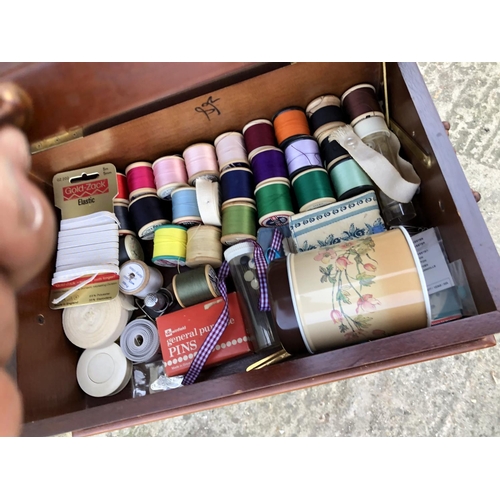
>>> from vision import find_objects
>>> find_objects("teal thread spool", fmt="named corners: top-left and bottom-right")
top-left (254, 180), bottom-right (295, 227)
top-left (328, 157), bottom-right (374, 200)
top-left (291, 167), bottom-right (336, 212)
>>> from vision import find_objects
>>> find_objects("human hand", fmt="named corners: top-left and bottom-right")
top-left (0, 126), bottom-right (56, 436)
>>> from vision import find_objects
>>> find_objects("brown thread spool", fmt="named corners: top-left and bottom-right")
top-left (341, 84), bottom-right (385, 127)
top-left (272, 107), bottom-right (310, 147)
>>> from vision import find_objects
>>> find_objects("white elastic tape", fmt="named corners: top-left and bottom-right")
top-left (57, 222), bottom-right (119, 239)
top-left (329, 124), bottom-right (420, 204)
top-left (57, 242), bottom-right (119, 256)
top-left (196, 179), bottom-right (221, 226)
top-left (60, 211), bottom-right (120, 231)
top-left (52, 264), bottom-right (120, 285)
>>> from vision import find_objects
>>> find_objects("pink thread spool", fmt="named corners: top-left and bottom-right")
top-left (183, 143), bottom-right (220, 185)
top-left (152, 155), bottom-right (189, 200)
top-left (243, 119), bottom-right (277, 162)
top-left (125, 162), bottom-right (157, 201)
top-left (214, 131), bottom-right (249, 172)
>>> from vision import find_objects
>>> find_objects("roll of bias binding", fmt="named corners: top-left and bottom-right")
top-left (172, 265), bottom-right (220, 308)
top-left (196, 178), bottom-right (221, 226)
top-left (120, 319), bottom-right (161, 363)
top-left (62, 292), bottom-right (135, 349)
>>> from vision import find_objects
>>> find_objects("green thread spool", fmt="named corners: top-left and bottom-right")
top-left (172, 264), bottom-right (220, 308)
top-left (221, 203), bottom-right (257, 246)
top-left (254, 180), bottom-right (295, 227)
top-left (328, 158), bottom-right (373, 201)
top-left (291, 167), bottom-right (336, 212)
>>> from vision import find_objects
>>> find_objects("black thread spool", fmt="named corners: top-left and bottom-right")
top-left (128, 194), bottom-right (170, 240)
top-left (305, 95), bottom-right (347, 140)
top-left (114, 201), bottom-right (135, 236)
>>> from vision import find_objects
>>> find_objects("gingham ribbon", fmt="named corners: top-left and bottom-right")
top-left (182, 229), bottom-right (283, 385)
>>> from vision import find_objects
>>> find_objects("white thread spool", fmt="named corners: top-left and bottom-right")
top-left (214, 131), bottom-right (250, 172)
top-left (119, 260), bottom-right (164, 299)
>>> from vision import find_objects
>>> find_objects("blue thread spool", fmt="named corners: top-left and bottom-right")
top-left (171, 187), bottom-right (203, 227)
top-left (220, 167), bottom-right (256, 209)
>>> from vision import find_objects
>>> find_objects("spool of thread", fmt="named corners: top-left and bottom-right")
top-left (328, 157), bottom-right (374, 201)
top-left (128, 194), bottom-right (169, 240)
top-left (63, 293), bottom-right (135, 349)
top-left (120, 319), bottom-right (161, 364)
top-left (171, 187), bottom-right (202, 226)
top-left (341, 83), bottom-right (385, 126)
top-left (251, 147), bottom-right (289, 187)
top-left (305, 95), bottom-right (346, 140)
top-left (220, 167), bottom-right (255, 208)
top-left (283, 135), bottom-right (323, 179)
top-left (214, 131), bottom-right (250, 171)
top-left (152, 155), bottom-right (189, 200)
top-left (118, 234), bottom-right (145, 265)
top-left (114, 202), bottom-right (135, 236)
top-left (221, 203), bottom-right (257, 246)
top-left (183, 143), bottom-right (220, 185)
top-left (125, 162), bottom-right (157, 200)
top-left (119, 260), bottom-right (164, 299)
top-left (186, 225), bottom-right (223, 268)
top-left (254, 180), bottom-right (295, 227)
top-left (242, 119), bottom-right (277, 161)
top-left (318, 131), bottom-right (350, 169)
top-left (152, 224), bottom-right (187, 267)
top-left (273, 107), bottom-right (310, 147)
top-left (172, 264), bottom-right (220, 308)
top-left (116, 172), bottom-right (130, 204)
top-left (291, 167), bottom-right (336, 212)
top-left (196, 178), bottom-right (221, 226)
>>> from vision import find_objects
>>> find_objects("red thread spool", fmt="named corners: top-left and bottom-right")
top-left (242, 119), bottom-right (277, 161)
top-left (125, 162), bottom-right (157, 201)
top-left (273, 107), bottom-right (310, 148)
top-left (116, 173), bottom-right (130, 204)
top-left (341, 84), bottom-right (384, 127)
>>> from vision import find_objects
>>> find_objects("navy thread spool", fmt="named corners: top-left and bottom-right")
top-left (242, 119), bottom-right (277, 162)
top-left (305, 95), bottom-right (346, 141)
top-left (128, 194), bottom-right (170, 240)
top-left (220, 167), bottom-right (256, 208)
top-left (118, 234), bottom-right (145, 265)
top-left (214, 131), bottom-right (250, 172)
top-left (317, 129), bottom-right (351, 168)
top-left (171, 186), bottom-right (203, 227)
top-left (251, 147), bottom-right (289, 187)
top-left (114, 201), bottom-right (135, 236)
top-left (283, 135), bottom-right (323, 179)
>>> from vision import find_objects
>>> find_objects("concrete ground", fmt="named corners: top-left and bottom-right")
top-left (96, 62), bottom-right (500, 437)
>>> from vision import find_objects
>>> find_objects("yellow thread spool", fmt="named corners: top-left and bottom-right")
top-left (152, 225), bottom-right (187, 267)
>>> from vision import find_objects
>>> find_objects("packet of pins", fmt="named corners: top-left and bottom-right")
top-left (50, 164), bottom-right (120, 309)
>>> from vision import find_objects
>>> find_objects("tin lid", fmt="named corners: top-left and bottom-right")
top-left (224, 241), bottom-right (256, 263)
top-left (76, 343), bottom-right (132, 397)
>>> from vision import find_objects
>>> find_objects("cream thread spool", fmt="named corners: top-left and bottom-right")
top-left (186, 225), bottom-right (223, 268)
top-left (195, 178), bottom-right (222, 226)
top-left (119, 260), bottom-right (164, 299)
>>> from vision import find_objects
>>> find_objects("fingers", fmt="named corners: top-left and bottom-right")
top-left (442, 121), bottom-right (451, 136)
top-left (0, 127), bottom-right (56, 290)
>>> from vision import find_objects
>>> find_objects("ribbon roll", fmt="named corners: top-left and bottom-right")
top-left (196, 178), bottom-right (222, 226)
top-left (62, 292), bottom-right (135, 349)
top-left (120, 319), bottom-right (160, 363)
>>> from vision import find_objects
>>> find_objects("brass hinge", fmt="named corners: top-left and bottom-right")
top-left (30, 126), bottom-right (83, 154)
top-left (389, 119), bottom-right (432, 169)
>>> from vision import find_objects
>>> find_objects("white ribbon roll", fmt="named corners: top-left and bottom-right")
top-left (196, 178), bottom-right (222, 226)
top-left (62, 292), bottom-right (135, 349)
top-left (120, 319), bottom-right (160, 363)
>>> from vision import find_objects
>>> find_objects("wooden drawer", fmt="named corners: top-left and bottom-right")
top-left (8, 62), bottom-right (500, 437)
